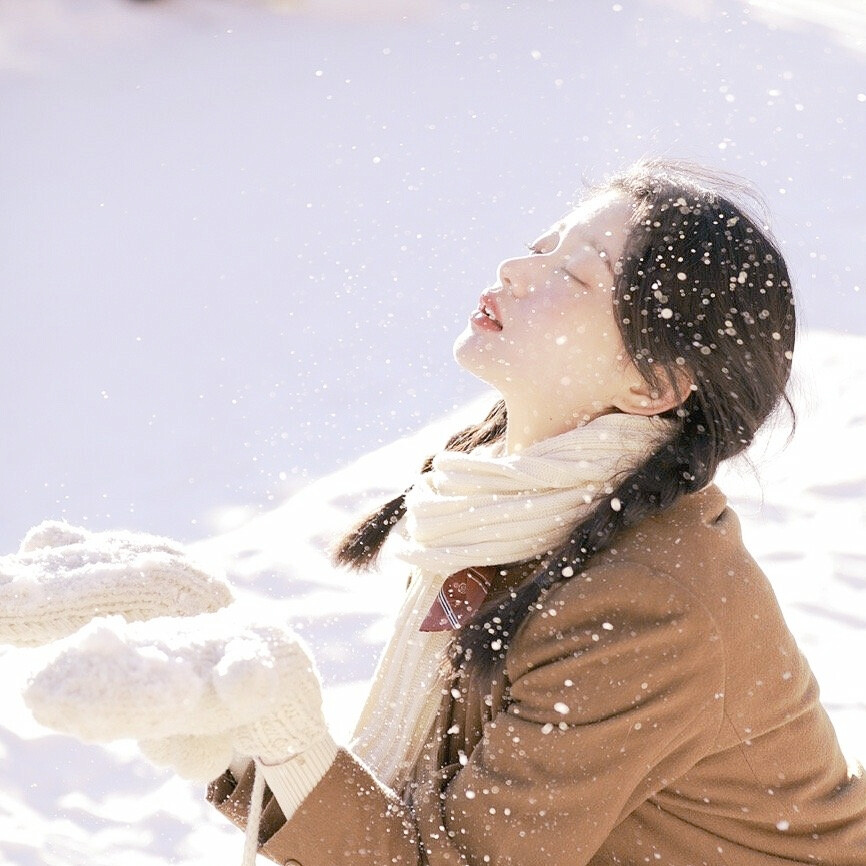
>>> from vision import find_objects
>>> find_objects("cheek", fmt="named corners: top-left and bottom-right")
top-left (521, 300), bottom-right (582, 340)
top-left (534, 297), bottom-right (619, 346)
top-left (539, 316), bottom-right (629, 378)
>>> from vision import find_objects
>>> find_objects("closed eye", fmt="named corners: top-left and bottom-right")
top-left (526, 241), bottom-right (587, 285)
top-left (563, 269), bottom-right (589, 287)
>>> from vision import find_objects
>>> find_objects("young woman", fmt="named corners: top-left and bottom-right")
top-left (18, 158), bottom-right (866, 865)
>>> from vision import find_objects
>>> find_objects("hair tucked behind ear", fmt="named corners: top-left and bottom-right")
top-left (331, 400), bottom-right (508, 569)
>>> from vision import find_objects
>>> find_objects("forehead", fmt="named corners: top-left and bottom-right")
top-left (553, 191), bottom-right (633, 249)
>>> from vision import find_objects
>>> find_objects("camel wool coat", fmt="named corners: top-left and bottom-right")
top-left (209, 485), bottom-right (866, 864)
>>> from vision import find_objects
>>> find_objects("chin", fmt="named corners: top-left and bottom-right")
top-left (453, 326), bottom-right (490, 375)
top-left (452, 323), bottom-right (475, 365)
top-left (453, 329), bottom-right (512, 391)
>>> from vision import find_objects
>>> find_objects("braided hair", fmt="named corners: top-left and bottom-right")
top-left (333, 158), bottom-right (796, 678)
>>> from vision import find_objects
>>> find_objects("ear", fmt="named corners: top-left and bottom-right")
top-left (613, 367), bottom-right (694, 416)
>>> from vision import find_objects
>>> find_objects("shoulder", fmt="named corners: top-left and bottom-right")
top-left (511, 485), bottom-right (736, 660)
top-left (504, 489), bottom-right (747, 723)
top-left (506, 553), bottom-right (726, 738)
top-left (596, 484), bottom-right (747, 578)
top-left (508, 554), bottom-right (724, 686)
top-left (511, 485), bottom-right (785, 657)
top-left (596, 485), bottom-right (789, 647)
top-left (505, 486), bottom-right (800, 731)
top-left (591, 484), bottom-right (779, 627)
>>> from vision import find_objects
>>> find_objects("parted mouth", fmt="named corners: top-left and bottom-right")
top-left (477, 291), bottom-right (503, 328)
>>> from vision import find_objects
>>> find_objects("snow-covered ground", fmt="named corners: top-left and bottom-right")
top-left (1, 328), bottom-right (865, 866)
top-left (0, 1), bottom-right (864, 864)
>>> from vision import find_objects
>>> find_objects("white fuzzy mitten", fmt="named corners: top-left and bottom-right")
top-left (23, 609), bottom-right (330, 754)
top-left (138, 733), bottom-right (237, 783)
top-left (214, 628), bottom-right (330, 765)
top-left (0, 520), bottom-right (233, 647)
top-left (215, 628), bottom-right (339, 824)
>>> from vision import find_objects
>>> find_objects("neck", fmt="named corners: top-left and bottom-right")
top-left (503, 397), bottom-right (615, 454)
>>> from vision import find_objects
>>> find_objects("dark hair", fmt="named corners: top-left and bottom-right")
top-left (333, 157), bottom-right (796, 677)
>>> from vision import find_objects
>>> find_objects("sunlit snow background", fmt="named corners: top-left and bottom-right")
top-left (0, 1), bottom-right (864, 864)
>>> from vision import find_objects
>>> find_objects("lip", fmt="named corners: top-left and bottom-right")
top-left (470, 290), bottom-right (504, 332)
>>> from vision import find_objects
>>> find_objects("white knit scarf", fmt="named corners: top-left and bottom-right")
top-left (351, 412), bottom-right (674, 788)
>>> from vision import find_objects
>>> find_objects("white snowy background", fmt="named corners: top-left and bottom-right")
top-left (0, 0), bottom-right (864, 863)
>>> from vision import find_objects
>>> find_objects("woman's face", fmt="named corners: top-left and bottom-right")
top-left (454, 190), bottom-right (644, 438)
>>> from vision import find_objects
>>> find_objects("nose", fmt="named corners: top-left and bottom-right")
top-left (497, 257), bottom-right (530, 299)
